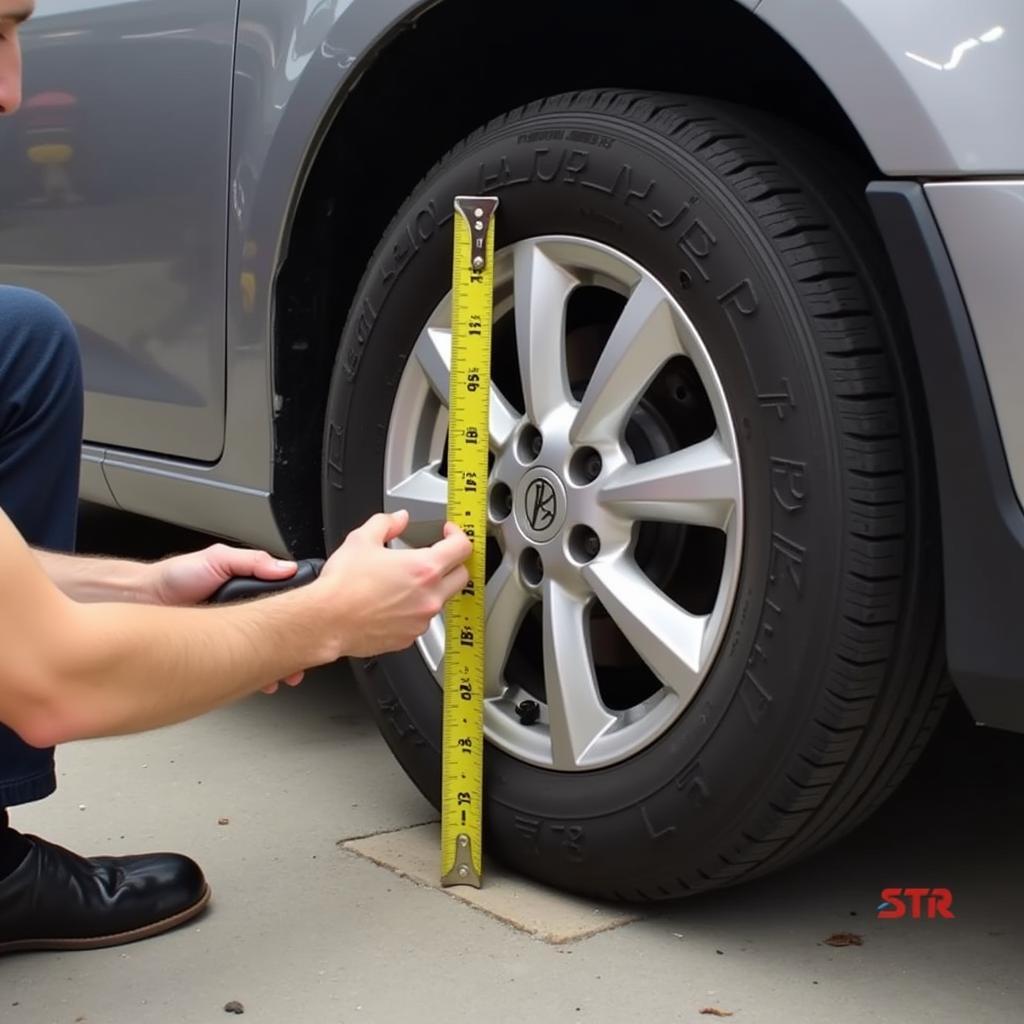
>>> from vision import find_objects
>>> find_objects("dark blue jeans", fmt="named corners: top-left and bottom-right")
top-left (0, 286), bottom-right (83, 807)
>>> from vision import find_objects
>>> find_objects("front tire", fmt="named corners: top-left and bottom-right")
top-left (323, 90), bottom-right (946, 900)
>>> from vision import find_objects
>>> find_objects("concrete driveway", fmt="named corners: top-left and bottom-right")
top-left (2, 507), bottom-right (1022, 1023)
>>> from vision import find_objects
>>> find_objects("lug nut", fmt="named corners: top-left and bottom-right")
top-left (569, 524), bottom-right (601, 563)
top-left (515, 700), bottom-right (541, 726)
top-left (489, 481), bottom-right (513, 521)
top-left (519, 547), bottom-right (544, 586)
top-left (570, 446), bottom-right (603, 485)
top-left (518, 425), bottom-right (544, 463)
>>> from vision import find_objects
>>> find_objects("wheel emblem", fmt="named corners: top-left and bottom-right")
top-left (525, 478), bottom-right (557, 532)
top-left (516, 468), bottom-right (567, 542)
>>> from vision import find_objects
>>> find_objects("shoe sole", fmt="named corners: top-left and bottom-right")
top-left (0, 882), bottom-right (211, 954)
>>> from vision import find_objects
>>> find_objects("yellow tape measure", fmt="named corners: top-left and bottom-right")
top-left (441, 195), bottom-right (498, 888)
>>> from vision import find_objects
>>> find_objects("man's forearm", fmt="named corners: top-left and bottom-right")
top-left (33, 549), bottom-right (155, 603)
top-left (26, 585), bottom-right (341, 746)
top-left (0, 506), bottom-right (469, 748)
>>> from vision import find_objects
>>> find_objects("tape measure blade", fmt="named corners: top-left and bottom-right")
top-left (441, 196), bottom-right (498, 888)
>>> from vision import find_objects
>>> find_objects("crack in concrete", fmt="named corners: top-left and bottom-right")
top-left (335, 818), bottom-right (440, 845)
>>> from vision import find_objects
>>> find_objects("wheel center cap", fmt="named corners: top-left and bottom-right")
top-left (515, 468), bottom-right (567, 543)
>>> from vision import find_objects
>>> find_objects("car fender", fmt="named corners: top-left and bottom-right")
top-left (224, 0), bottom-right (432, 498)
top-left (754, 0), bottom-right (1024, 175)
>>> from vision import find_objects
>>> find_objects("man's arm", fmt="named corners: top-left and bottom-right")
top-left (0, 508), bottom-right (470, 748)
top-left (33, 549), bottom-right (157, 603)
top-left (33, 545), bottom-right (298, 605)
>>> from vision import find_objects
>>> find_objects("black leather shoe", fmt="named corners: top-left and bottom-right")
top-left (0, 834), bottom-right (210, 953)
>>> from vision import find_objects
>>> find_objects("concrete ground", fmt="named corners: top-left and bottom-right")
top-left (2, 507), bottom-right (1023, 1023)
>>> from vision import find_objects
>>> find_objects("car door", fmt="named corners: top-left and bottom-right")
top-left (0, 0), bottom-right (237, 461)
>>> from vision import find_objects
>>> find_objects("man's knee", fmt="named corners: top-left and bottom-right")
top-left (0, 289), bottom-right (83, 550)
top-left (0, 287), bottom-right (82, 406)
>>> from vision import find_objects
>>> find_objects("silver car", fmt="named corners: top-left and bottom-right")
top-left (2, 0), bottom-right (1021, 900)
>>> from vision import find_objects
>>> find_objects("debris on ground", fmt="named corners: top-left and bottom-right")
top-left (218, 818), bottom-right (230, 826)
top-left (824, 932), bottom-right (863, 947)
top-left (224, 1001), bottom-right (245, 1014)
top-left (699, 1008), bottom-right (734, 1017)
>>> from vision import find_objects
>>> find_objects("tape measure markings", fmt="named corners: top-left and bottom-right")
top-left (441, 195), bottom-right (498, 888)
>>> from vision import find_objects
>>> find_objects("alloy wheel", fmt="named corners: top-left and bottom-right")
top-left (384, 237), bottom-right (743, 770)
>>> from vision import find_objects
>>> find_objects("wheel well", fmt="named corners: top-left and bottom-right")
top-left (272, 0), bottom-right (877, 554)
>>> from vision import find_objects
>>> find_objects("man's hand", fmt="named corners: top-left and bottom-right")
top-left (148, 544), bottom-right (298, 607)
top-left (150, 545), bottom-right (304, 694)
top-left (315, 510), bottom-right (472, 659)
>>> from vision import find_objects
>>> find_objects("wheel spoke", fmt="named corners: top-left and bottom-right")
top-left (411, 323), bottom-right (519, 450)
top-left (571, 277), bottom-right (681, 445)
top-left (412, 324), bottom-right (452, 403)
top-left (542, 579), bottom-right (615, 769)
top-left (599, 435), bottom-right (739, 530)
top-left (584, 557), bottom-right (707, 704)
top-left (484, 557), bottom-right (532, 698)
top-left (383, 462), bottom-right (447, 547)
top-left (514, 241), bottom-right (577, 426)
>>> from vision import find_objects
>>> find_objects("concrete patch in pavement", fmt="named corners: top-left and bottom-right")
top-left (342, 821), bottom-right (642, 943)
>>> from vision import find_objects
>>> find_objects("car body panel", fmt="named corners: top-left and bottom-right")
top-left (925, 181), bottom-right (1024, 504)
top-left (67, 0), bottom-right (431, 550)
top-left (757, 0), bottom-right (1024, 175)
top-left (0, 0), bottom-right (239, 462)
top-left (868, 182), bottom-right (1024, 730)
